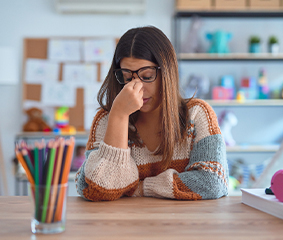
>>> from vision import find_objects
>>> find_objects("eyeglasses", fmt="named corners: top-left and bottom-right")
top-left (113, 66), bottom-right (160, 84)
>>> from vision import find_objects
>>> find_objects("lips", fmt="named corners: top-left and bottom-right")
top-left (143, 98), bottom-right (150, 104)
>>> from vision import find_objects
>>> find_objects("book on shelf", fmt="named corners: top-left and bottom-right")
top-left (241, 188), bottom-right (283, 220)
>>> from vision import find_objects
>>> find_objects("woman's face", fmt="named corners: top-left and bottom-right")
top-left (120, 57), bottom-right (162, 114)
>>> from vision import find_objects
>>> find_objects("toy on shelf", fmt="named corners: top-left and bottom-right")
top-left (239, 77), bottom-right (257, 100)
top-left (236, 90), bottom-right (246, 102)
top-left (23, 107), bottom-right (52, 132)
top-left (54, 106), bottom-right (76, 135)
top-left (249, 35), bottom-right (261, 53)
top-left (184, 74), bottom-right (210, 98)
top-left (258, 68), bottom-right (269, 99)
top-left (268, 36), bottom-right (279, 55)
top-left (218, 110), bottom-right (238, 146)
top-left (212, 75), bottom-right (235, 100)
top-left (181, 15), bottom-right (202, 53)
top-left (212, 87), bottom-right (231, 100)
top-left (206, 30), bottom-right (232, 54)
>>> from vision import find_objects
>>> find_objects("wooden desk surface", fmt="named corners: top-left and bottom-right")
top-left (0, 196), bottom-right (282, 240)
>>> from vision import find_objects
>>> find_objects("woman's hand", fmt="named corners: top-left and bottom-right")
top-left (111, 79), bottom-right (143, 117)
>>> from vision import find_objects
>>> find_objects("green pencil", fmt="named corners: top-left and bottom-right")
top-left (41, 141), bottom-right (57, 223)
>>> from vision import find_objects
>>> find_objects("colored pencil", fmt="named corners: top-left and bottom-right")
top-left (21, 149), bottom-right (35, 178)
top-left (14, 137), bottom-right (75, 224)
top-left (41, 141), bottom-right (57, 223)
top-left (46, 138), bottom-right (65, 223)
top-left (55, 137), bottom-right (75, 221)
top-left (15, 148), bottom-right (34, 185)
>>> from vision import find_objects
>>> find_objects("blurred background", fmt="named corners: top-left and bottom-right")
top-left (0, 0), bottom-right (283, 196)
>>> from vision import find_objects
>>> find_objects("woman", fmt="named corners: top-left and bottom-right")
top-left (75, 26), bottom-right (228, 201)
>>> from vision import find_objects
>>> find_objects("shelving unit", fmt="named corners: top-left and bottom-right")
top-left (178, 53), bottom-right (283, 61)
top-left (173, 9), bottom-right (283, 191)
top-left (174, 10), bottom-right (283, 54)
top-left (207, 99), bottom-right (283, 106)
top-left (226, 145), bottom-right (280, 153)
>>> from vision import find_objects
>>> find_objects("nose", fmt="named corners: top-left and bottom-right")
top-left (132, 72), bottom-right (139, 80)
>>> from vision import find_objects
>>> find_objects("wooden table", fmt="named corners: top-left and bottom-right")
top-left (0, 196), bottom-right (283, 239)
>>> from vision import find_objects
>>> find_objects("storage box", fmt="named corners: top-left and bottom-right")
top-left (214, 0), bottom-right (247, 10)
top-left (175, 0), bottom-right (212, 10)
top-left (249, 0), bottom-right (280, 9)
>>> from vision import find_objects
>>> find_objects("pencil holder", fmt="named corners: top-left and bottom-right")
top-left (28, 183), bottom-right (68, 234)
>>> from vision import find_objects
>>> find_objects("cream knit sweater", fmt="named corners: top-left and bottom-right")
top-left (75, 98), bottom-right (228, 201)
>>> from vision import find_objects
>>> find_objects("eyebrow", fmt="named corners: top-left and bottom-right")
top-left (119, 66), bottom-right (157, 71)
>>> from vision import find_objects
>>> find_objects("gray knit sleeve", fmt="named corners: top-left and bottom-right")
top-left (177, 134), bottom-right (229, 199)
top-left (75, 148), bottom-right (98, 199)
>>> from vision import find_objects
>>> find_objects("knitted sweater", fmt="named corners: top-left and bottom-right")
top-left (75, 98), bottom-right (228, 201)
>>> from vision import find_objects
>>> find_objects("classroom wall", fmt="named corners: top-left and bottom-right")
top-left (0, 0), bottom-right (174, 196)
top-left (0, 0), bottom-right (283, 196)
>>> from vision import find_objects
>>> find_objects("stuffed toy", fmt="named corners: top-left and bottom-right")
top-left (218, 110), bottom-right (238, 146)
top-left (206, 31), bottom-right (232, 54)
top-left (23, 107), bottom-right (51, 132)
top-left (184, 74), bottom-right (210, 99)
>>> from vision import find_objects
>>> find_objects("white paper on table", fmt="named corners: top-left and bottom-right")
top-left (84, 82), bottom-right (103, 105)
top-left (83, 39), bottom-right (115, 62)
top-left (25, 59), bottom-right (60, 83)
top-left (62, 63), bottom-right (97, 87)
top-left (48, 39), bottom-right (82, 62)
top-left (84, 105), bottom-right (100, 130)
top-left (41, 81), bottom-right (76, 107)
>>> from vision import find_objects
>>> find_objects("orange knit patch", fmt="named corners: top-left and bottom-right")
top-left (187, 161), bottom-right (228, 187)
top-left (187, 99), bottom-right (221, 136)
top-left (173, 174), bottom-right (202, 200)
top-left (137, 158), bottom-right (190, 180)
top-left (83, 177), bottom-right (139, 201)
top-left (86, 109), bottom-right (108, 151)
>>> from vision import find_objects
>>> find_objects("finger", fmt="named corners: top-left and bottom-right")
top-left (133, 81), bottom-right (143, 91)
top-left (126, 78), bottom-right (139, 88)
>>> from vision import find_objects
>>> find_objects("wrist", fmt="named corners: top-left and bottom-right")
top-left (109, 105), bottom-right (130, 120)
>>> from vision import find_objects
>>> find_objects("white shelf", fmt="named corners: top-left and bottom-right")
top-left (226, 145), bottom-right (280, 153)
top-left (178, 53), bottom-right (283, 61)
top-left (15, 131), bottom-right (89, 140)
top-left (206, 99), bottom-right (283, 107)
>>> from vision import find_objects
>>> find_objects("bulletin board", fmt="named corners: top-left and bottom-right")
top-left (22, 37), bottom-right (118, 131)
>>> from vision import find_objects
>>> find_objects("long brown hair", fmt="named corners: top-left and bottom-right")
top-left (97, 26), bottom-right (189, 170)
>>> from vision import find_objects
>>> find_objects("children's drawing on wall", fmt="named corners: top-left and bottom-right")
top-left (48, 39), bottom-right (82, 61)
top-left (41, 82), bottom-right (76, 107)
top-left (62, 63), bottom-right (97, 86)
top-left (25, 59), bottom-right (60, 83)
top-left (83, 39), bottom-right (116, 62)
top-left (71, 145), bottom-right (86, 172)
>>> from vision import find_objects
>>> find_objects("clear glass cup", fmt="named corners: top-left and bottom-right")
top-left (28, 183), bottom-right (68, 234)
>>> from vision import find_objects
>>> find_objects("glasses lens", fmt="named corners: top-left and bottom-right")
top-left (138, 67), bottom-right (157, 82)
top-left (115, 70), bottom-right (132, 84)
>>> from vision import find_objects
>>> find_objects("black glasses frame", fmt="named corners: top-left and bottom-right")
top-left (113, 66), bottom-right (161, 84)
